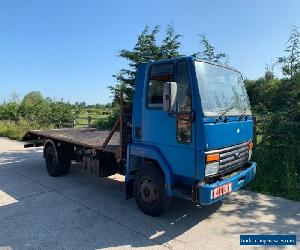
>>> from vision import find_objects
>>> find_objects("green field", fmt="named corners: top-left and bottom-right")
top-left (73, 108), bottom-right (113, 128)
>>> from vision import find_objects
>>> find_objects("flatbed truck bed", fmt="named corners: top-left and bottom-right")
top-left (23, 128), bottom-right (120, 153)
top-left (23, 104), bottom-right (132, 178)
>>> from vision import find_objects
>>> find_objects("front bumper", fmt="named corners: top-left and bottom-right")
top-left (199, 162), bottom-right (256, 205)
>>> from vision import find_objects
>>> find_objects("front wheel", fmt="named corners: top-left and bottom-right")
top-left (133, 166), bottom-right (170, 216)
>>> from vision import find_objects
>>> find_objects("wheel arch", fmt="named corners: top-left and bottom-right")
top-left (126, 144), bottom-right (173, 196)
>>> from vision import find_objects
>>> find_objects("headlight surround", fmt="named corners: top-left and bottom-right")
top-left (205, 162), bottom-right (219, 176)
top-left (205, 153), bottom-right (220, 177)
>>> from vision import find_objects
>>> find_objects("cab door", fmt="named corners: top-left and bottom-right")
top-left (141, 60), bottom-right (196, 178)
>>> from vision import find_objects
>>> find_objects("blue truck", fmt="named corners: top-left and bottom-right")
top-left (23, 56), bottom-right (256, 216)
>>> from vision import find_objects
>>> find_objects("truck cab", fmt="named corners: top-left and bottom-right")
top-left (126, 56), bottom-right (256, 216)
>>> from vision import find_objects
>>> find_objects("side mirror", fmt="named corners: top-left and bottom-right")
top-left (163, 82), bottom-right (177, 112)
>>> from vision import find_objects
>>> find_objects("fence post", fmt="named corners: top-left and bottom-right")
top-left (87, 116), bottom-right (92, 127)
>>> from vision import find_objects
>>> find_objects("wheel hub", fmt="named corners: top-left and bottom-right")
top-left (140, 178), bottom-right (158, 205)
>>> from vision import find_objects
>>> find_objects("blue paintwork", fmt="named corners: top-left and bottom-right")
top-left (203, 118), bottom-right (253, 150)
top-left (199, 162), bottom-right (256, 205)
top-left (126, 143), bottom-right (173, 195)
top-left (126, 56), bottom-right (257, 204)
top-left (132, 63), bottom-right (147, 136)
top-left (132, 57), bottom-right (197, 179)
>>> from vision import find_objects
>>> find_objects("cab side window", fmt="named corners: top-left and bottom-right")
top-left (176, 61), bottom-right (191, 112)
top-left (176, 61), bottom-right (192, 144)
top-left (147, 63), bottom-right (174, 108)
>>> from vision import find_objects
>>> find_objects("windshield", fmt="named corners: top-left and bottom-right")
top-left (195, 61), bottom-right (251, 117)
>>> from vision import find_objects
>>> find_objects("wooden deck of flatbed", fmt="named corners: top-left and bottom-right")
top-left (23, 128), bottom-right (120, 153)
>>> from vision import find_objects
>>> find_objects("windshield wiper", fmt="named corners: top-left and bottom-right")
top-left (239, 107), bottom-right (251, 120)
top-left (239, 107), bottom-right (247, 120)
top-left (216, 106), bottom-right (235, 122)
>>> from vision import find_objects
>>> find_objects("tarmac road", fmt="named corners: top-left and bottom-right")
top-left (0, 137), bottom-right (299, 250)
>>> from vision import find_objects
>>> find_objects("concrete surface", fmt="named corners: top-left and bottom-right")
top-left (0, 137), bottom-right (299, 250)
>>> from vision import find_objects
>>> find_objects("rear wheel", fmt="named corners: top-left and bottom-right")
top-left (60, 145), bottom-right (71, 175)
top-left (60, 156), bottom-right (71, 175)
top-left (45, 144), bottom-right (61, 177)
top-left (133, 166), bottom-right (170, 216)
top-left (44, 143), bottom-right (71, 177)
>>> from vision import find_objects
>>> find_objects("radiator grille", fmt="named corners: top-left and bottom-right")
top-left (219, 141), bottom-right (249, 173)
top-left (207, 141), bottom-right (250, 174)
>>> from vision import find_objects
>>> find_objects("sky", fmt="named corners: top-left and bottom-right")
top-left (0, 0), bottom-right (299, 104)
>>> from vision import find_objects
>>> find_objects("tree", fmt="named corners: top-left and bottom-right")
top-left (0, 102), bottom-right (20, 121)
top-left (109, 24), bottom-right (182, 103)
top-left (264, 63), bottom-right (276, 81)
top-left (79, 102), bottom-right (86, 108)
top-left (274, 26), bottom-right (300, 121)
top-left (49, 101), bottom-right (74, 127)
top-left (194, 34), bottom-right (228, 64)
top-left (159, 24), bottom-right (182, 59)
top-left (19, 91), bottom-right (46, 122)
top-left (18, 91), bottom-right (74, 127)
top-left (278, 26), bottom-right (300, 79)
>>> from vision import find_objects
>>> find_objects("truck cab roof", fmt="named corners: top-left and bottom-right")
top-left (140, 56), bottom-right (241, 76)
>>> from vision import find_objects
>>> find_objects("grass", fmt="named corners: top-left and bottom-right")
top-left (0, 108), bottom-right (114, 139)
top-left (248, 113), bottom-right (300, 201)
top-left (73, 108), bottom-right (112, 128)
top-left (247, 143), bottom-right (300, 201)
top-left (0, 119), bottom-right (43, 140)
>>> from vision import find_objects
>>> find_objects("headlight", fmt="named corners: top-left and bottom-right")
top-left (205, 162), bottom-right (219, 176)
top-left (205, 153), bottom-right (220, 177)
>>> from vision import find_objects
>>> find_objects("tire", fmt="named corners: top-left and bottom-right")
top-left (44, 144), bottom-right (71, 177)
top-left (44, 144), bottom-right (61, 177)
top-left (133, 166), bottom-right (169, 216)
top-left (60, 157), bottom-right (71, 175)
top-left (60, 146), bottom-right (71, 175)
